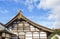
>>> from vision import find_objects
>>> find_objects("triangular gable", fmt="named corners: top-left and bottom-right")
top-left (5, 10), bottom-right (54, 33)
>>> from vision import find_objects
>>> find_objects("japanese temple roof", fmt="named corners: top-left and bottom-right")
top-left (0, 23), bottom-right (5, 31)
top-left (0, 23), bottom-right (15, 35)
top-left (5, 10), bottom-right (54, 33)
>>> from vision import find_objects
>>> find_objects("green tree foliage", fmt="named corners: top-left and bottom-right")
top-left (54, 29), bottom-right (60, 35)
top-left (48, 29), bottom-right (60, 39)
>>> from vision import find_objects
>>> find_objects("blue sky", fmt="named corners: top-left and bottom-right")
top-left (0, 0), bottom-right (60, 29)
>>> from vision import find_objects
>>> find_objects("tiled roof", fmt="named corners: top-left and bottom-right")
top-left (5, 10), bottom-right (54, 33)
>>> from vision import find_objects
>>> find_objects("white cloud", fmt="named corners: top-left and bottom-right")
top-left (27, 4), bottom-right (34, 11)
top-left (37, 0), bottom-right (60, 29)
top-left (9, 0), bottom-right (40, 11)
top-left (37, 0), bottom-right (60, 9)
top-left (49, 7), bottom-right (60, 29)
top-left (24, 0), bottom-right (40, 11)
top-left (24, 0), bottom-right (34, 11)
top-left (11, 0), bottom-right (36, 11)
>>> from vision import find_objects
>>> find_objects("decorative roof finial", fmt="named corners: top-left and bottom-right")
top-left (17, 10), bottom-right (23, 19)
top-left (18, 10), bottom-right (23, 14)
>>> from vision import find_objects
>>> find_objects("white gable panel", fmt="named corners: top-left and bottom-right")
top-left (0, 24), bottom-right (5, 30)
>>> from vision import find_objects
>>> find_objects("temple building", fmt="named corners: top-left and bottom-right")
top-left (0, 11), bottom-right (54, 39)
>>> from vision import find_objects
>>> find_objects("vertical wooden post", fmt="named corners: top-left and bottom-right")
top-left (46, 32), bottom-right (47, 39)
top-left (0, 36), bottom-right (2, 39)
top-left (47, 32), bottom-right (51, 39)
top-left (25, 32), bottom-right (26, 39)
top-left (0, 33), bottom-right (2, 39)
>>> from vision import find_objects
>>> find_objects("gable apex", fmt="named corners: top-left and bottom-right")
top-left (17, 10), bottom-right (23, 19)
top-left (18, 10), bottom-right (23, 15)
